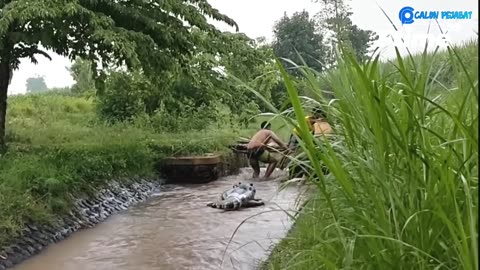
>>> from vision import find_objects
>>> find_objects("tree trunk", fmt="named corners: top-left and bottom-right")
top-left (0, 62), bottom-right (10, 148)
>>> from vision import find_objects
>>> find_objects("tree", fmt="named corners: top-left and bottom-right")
top-left (216, 32), bottom-right (279, 113)
top-left (314, 0), bottom-right (379, 64)
top-left (272, 11), bottom-right (327, 76)
top-left (25, 76), bottom-right (48, 93)
top-left (96, 29), bottom-right (279, 130)
top-left (97, 70), bottom-right (153, 123)
top-left (0, 0), bottom-right (237, 147)
top-left (155, 30), bottom-right (281, 126)
top-left (346, 22), bottom-right (379, 62)
top-left (68, 57), bottom-right (95, 95)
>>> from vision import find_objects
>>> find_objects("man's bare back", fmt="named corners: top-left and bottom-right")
top-left (247, 129), bottom-right (286, 149)
top-left (248, 129), bottom-right (271, 148)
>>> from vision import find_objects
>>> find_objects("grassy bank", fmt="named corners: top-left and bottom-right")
top-left (0, 92), bottom-right (253, 247)
top-left (262, 40), bottom-right (478, 269)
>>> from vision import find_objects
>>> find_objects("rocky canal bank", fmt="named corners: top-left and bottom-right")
top-left (0, 152), bottom-right (248, 270)
top-left (0, 178), bottom-right (162, 270)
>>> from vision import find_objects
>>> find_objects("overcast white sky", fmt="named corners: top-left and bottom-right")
top-left (8, 0), bottom-right (478, 95)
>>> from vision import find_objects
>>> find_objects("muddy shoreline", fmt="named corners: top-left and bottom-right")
top-left (0, 152), bottom-right (248, 270)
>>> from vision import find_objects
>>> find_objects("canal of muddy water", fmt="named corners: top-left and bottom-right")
top-left (12, 168), bottom-right (306, 270)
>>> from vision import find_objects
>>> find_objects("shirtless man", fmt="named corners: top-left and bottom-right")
top-left (247, 121), bottom-right (288, 180)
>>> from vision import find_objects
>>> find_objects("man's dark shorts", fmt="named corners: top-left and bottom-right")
top-left (247, 147), bottom-right (271, 163)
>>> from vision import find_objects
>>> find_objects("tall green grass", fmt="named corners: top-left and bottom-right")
top-left (262, 39), bottom-right (478, 269)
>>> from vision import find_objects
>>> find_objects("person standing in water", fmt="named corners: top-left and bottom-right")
top-left (246, 121), bottom-right (288, 180)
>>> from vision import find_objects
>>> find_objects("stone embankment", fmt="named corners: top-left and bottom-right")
top-left (0, 178), bottom-right (162, 270)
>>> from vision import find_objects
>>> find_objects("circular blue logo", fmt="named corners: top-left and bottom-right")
top-left (399, 6), bottom-right (415, 24)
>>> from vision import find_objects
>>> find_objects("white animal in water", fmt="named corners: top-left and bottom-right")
top-left (207, 182), bottom-right (264, 211)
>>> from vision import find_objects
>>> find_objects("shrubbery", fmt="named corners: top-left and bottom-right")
top-left (97, 71), bottom-right (154, 123)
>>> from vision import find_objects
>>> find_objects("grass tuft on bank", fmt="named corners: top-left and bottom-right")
top-left (262, 40), bottom-right (478, 269)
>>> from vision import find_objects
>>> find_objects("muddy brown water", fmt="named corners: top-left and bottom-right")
top-left (12, 168), bottom-right (306, 270)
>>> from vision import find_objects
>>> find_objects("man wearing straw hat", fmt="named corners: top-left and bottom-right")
top-left (280, 108), bottom-right (333, 178)
top-left (287, 115), bottom-right (316, 151)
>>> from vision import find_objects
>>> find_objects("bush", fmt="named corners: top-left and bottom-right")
top-left (68, 57), bottom-right (96, 96)
top-left (96, 69), bottom-right (227, 133)
top-left (97, 71), bottom-right (153, 122)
